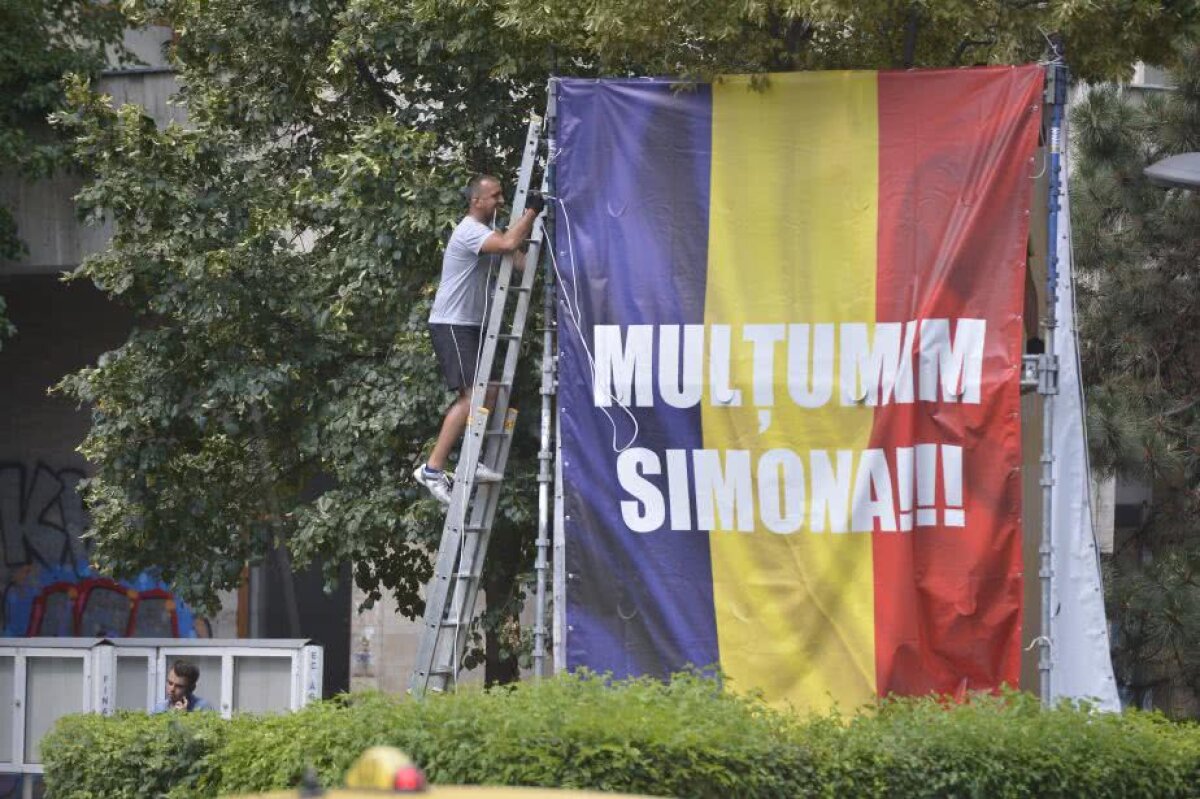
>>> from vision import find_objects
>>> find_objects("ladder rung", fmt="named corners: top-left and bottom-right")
top-left (458, 478), bottom-right (505, 492)
top-left (494, 333), bottom-right (521, 341)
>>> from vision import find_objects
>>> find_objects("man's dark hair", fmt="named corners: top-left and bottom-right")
top-left (466, 174), bottom-right (499, 202)
top-left (171, 659), bottom-right (200, 691)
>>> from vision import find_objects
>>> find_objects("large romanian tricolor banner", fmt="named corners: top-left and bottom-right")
top-left (555, 66), bottom-right (1043, 710)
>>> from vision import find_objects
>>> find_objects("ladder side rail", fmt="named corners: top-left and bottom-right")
top-left (444, 225), bottom-right (544, 596)
top-left (465, 177), bottom-right (549, 485)
top-left (443, 192), bottom-right (551, 633)
top-left (431, 238), bottom-right (548, 687)
top-left (412, 260), bottom-right (516, 693)
top-left (428, 409), bottom-right (523, 690)
top-left (452, 116), bottom-right (542, 492)
top-left (412, 271), bottom-right (511, 686)
top-left (470, 189), bottom-right (550, 476)
top-left (491, 223), bottom-right (546, 413)
top-left (411, 264), bottom-right (515, 693)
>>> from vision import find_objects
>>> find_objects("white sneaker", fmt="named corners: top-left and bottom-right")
top-left (413, 465), bottom-right (452, 505)
top-left (474, 463), bottom-right (503, 483)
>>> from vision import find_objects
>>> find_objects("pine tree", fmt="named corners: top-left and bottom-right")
top-left (1072, 43), bottom-right (1200, 716)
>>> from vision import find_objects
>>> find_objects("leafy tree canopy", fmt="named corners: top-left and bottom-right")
top-left (1072, 43), bottom-right (1200, 712)
top-left (56, 0), bottom-right (1200, 679)
top-left (493, 0), bottom-right (1200, 82)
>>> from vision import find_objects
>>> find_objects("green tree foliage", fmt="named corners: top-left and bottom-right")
top-left (493, 0), bottom-right (1199, 81)
top-left (0, 0), bottom-right (130, 346)
top-left (58, 2), bottom-right (550, 679)
top-left (58, 0), bottom-right (1200, 680)
top-left (1072, 44), bottom-right (1200, 713)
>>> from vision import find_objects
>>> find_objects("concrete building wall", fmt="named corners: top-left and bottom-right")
top-left (0, 275), bottom-right (240, 640)
top-left (0, 276), bottom-right (131, 631)
top-left (1, 27), bottom-right (180, 278)
top-left (350, 580), bottom-right (520, 692)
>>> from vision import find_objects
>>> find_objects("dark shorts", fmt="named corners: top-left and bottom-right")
top-left (429, 323), bottom-right (482, 391)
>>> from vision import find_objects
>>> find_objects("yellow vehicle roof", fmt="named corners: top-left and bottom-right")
top-left (225, 789), bottom-right (661, 798)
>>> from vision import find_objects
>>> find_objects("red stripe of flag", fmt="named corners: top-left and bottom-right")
top-left (870, 66), bottom-right (1043, 697)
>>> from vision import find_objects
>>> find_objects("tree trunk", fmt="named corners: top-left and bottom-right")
top-left (482, 521), bottom-right (525, 687)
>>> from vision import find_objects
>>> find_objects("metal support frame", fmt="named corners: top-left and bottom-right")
top-left (546, 80), bottom-right (569, 676)
top-left (533, 86), bottom-right (559, 678)
top-left (538, 77), bottom-right (569, 676)
top-left (1039, 60), bottom-right (1068, 707)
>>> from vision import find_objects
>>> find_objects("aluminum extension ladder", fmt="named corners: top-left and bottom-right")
top-left (409, 116), bottom-right (548, 695)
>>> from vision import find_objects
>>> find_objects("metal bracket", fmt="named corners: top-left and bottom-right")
top-left (1021, 354), bottom-right (1058, 395)
top-left (1044, 58), bottom-right (1068, 102)
top-left (1039, 353), bottom-right (1059, 395)
top-left (1043, 67), bottom-right (1059, 105)
top-left (1020, 355), bottom-right (1039, 391)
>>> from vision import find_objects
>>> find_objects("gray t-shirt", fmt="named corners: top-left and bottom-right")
top-left (429, 216), bottom-right (496, 325)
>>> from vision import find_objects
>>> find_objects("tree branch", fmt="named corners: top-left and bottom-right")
top-left (953, 31), bottom-right (998, 66)
top-left (355, 57), bottom-right (394, 111)
top-left (1161, 397), bottom-right (1200, 418)
top-left (901, 5), bottom-right (921, 69)
top-left (769, 13), bottom-right (815, 71)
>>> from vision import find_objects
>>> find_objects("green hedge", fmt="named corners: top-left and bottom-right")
top-left (42, 673), bottom-right (1200, 799)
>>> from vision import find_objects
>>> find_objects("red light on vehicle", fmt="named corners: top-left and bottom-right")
top-left (392, 765), bottom-right (426, 792)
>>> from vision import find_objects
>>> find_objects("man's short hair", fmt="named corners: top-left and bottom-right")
top-left (171, 659), bottom-right (200, 690)
top-left (466, 174), bottom-right (499, 202)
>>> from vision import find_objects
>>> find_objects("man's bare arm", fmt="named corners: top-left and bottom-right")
top-left (478, 207), bottom-right (539, 256)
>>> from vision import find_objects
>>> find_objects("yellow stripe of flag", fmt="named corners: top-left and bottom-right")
top-left (703, 71), bottom-right (880, 710)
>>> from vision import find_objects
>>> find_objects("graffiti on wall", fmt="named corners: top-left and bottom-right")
top-left (0, 460), bottom-right (197, 638)
top-left (0, 461), bottom-right (88, 572)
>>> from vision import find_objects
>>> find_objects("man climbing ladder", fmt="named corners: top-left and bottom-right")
top-left (415, 174), bottom-right (545, 504)
top-left (409, 115), bottom-right (550, 696)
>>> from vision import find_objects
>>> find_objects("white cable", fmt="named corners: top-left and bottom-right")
top-left (542, 195), bottom-right (641, 452)
top-left (1031, 148), bottom-right (1048, 180)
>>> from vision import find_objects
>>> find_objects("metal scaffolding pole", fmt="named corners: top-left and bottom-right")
top-left (1039, 59), bottom-right (1068, 707)
top-left (533, 82), bottom-right (558, 678)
